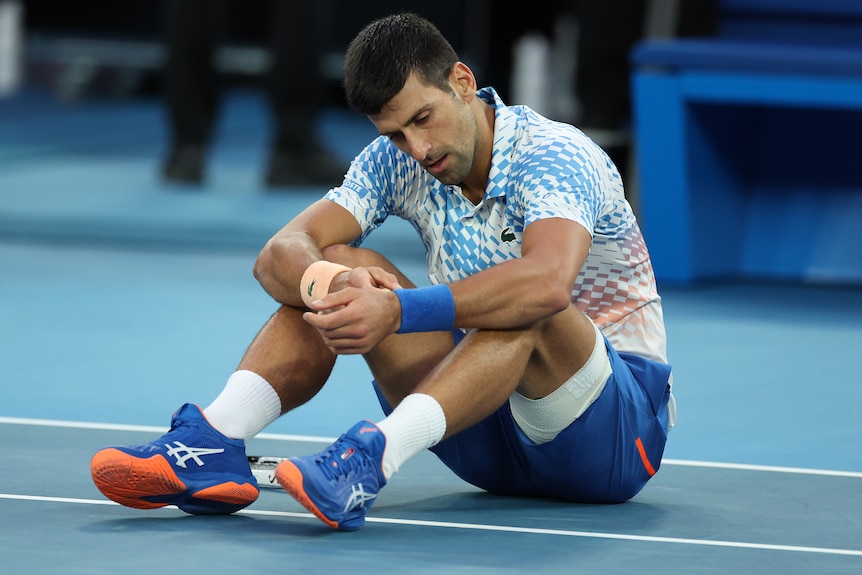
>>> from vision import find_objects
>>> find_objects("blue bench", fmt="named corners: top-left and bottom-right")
top-left (630, 0), bottom-right (862, 284)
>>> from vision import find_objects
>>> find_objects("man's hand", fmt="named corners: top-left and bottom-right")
top-left (330, 266), bottom-right (403, 293)
top-left (302, 285), bottom-right (401, 354)
top-left (302, 266), bottom-right (403, 354)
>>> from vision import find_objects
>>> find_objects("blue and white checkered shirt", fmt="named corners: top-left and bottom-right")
top-left (325, 87), bottom-right (667, 364)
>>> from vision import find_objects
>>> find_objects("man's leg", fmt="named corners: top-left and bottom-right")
top-left (363, 306), bottom-right (597, 486)
top-left (204, 304), bottom-right (338, 440)
top-left (160, 0), bottom-right (226, 184)
top-left (396, 308), bottom-right (596, 439)
top-left (275, 244), bottom-right (599, 529)
top-left (90, 304), bottom-right (339, 514)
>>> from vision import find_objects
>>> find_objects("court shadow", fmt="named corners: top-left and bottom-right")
top-left (80, 511), bottom-right (334, 539)
top-left (376, 489), bottom-right (673, 533)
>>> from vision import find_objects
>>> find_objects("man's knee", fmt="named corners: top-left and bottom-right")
top-left (321, 244), bottom-right (414, 289)
top-left (321, 244), bottom-right (385, 268)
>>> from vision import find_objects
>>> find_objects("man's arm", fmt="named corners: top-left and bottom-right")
top-left (305, 216), bottom-right (591, 354)
top-left (449, 217), bottom-right (590, 329)
top-left (253, 199), bottom-right (363, 306)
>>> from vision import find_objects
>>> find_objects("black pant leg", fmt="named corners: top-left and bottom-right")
top-left (163, 0), bottom-right (228, 147)
top-left (267, 0), bottom-right (328, 150)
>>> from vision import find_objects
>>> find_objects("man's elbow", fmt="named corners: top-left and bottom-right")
top-left (253, 241), bottom-right (275, 286)
top-left (546, 289), bottom-right (574, 316)
top-left (544, 272), bottom-right (577, 315)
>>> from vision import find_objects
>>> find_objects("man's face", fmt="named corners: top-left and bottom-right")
top-left (370, 72), bottom-right (476, 186)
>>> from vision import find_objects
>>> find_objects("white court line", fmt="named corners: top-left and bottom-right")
top-left (661, 458), bottom-right (862, 479)
top-left (1, 493), bottom-right (861, 558)
top-left (0, 415), bottom-right (337, 444)
top-left (2, 415), bottom-right (862, 479)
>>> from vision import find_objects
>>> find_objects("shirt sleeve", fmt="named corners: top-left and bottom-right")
top-left (324, 137), bottom-right (396, 245)
top-left (518, 136), bottom-right (610, 237)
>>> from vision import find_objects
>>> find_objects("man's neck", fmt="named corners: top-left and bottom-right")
top-left (459, 102), bottom-right (496, 205)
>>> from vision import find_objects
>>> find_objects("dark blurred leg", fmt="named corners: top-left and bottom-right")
top-left (161, 0), bottom-right (228, 184)
top-left (264, 0), bottom-right (347, 188)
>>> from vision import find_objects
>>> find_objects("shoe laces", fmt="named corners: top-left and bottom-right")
top-left (313, 437), bottom-right (374, 483)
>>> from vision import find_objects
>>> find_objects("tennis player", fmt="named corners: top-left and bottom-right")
top-left (91, 12), bottom-right (675, 531)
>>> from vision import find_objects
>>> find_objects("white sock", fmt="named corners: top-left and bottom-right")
top-left (376, 393), bottom-right (446, 480)
top-left (203, 370), bottom-right (282, 440)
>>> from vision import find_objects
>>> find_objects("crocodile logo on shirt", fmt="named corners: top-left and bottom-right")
top-left (501, 227), bottom-right (516, 242)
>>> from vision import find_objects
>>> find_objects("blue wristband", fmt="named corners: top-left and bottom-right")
top-left (393, 284), bottom-right (456, 334)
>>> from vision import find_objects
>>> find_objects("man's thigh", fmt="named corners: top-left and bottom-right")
top-left (363, 330), bottom-right (456, 408)
top-left (322, 244), bottom-right (457, 406)
top-left (518, 304), bottom-right (600, 400)
top-left (428, 342), bottom-right (672, 503)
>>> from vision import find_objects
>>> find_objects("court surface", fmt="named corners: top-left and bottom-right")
top-left (1, 87), bottom-right (861, 574)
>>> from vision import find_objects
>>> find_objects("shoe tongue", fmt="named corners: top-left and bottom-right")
top-left (170, 403), bottom-right (202, 428)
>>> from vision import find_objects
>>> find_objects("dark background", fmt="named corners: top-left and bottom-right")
top-left (20, 0), bottom-right (486, 100)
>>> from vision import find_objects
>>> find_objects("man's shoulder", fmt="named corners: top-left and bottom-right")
top-left (509, 116), bottom-right (600, 180)
top-left (357, 135), bottom-right (406, 164)
top-left (349, 136), bottom-right (423, 184)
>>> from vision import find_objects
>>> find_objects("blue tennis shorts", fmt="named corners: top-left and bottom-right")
top-left (372, 333), bottom-right (672, 504)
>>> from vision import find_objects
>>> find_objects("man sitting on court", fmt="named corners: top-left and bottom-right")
top-left (90, 12), bottom-right (675, 531)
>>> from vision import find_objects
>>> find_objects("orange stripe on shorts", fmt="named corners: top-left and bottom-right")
top-left (636, 437), bottom-right (657, 476)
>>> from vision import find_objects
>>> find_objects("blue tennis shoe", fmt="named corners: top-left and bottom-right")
top-left (276, 420), bottom-right (387, 531)
top-left (90, 403), bottom-right (259, 514)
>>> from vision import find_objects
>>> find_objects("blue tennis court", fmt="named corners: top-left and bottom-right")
top-left (1, 87), bottom-right (861, 574)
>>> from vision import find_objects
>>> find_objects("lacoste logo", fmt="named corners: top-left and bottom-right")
top-left (307, 278), bottom-right (317, 298)
top-left (164, 441), bottom-right (225, 468)
top-left (501, 227), bottom-right (516, 242)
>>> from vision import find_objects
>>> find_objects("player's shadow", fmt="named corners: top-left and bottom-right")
top-left (376, 489), bottom-right (674, 533)
top-left (81, 511), bottom-right (336, 539)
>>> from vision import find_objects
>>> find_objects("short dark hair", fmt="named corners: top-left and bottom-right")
top-left (343, 13), bottom-right (460, 115)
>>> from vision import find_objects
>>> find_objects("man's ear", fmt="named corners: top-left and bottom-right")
top-left (449, 62), bottom-right (477, 101)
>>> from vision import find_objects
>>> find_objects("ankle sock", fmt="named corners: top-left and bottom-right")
top-left (376, 393), bottom-right (446, 479)
top-left (203, 370), bottom-right (282, 440)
